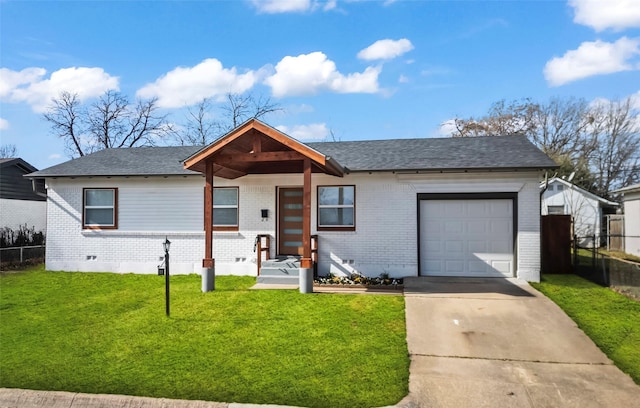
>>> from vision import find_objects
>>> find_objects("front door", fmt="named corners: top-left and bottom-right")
top-left (278, 187), bottom-right (304, 256)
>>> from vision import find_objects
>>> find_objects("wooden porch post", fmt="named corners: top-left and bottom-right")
top-left (203, 160), bottom-right (214, 269)
top-left (301, 158), bottom-right (312, 269)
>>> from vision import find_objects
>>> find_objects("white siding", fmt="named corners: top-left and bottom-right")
top-left (0, 198), bottom-right (47, 232)
top-left (623, 192), bottom-right (640, 256)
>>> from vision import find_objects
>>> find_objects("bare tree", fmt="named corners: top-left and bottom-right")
top-left (0, 144), bottom-right (18, 158)
top-left (221, 93), bottom-right (282, 130)
top-left (175, 93), bottom-right (282, 146)
top-left (448, 96), bottom-right (639, 196)
top-left (176, 98), bottom-right (224, 146)
top-left (43, 90), bottom-right (169, 157)
top-left (43, 91), bottom-right (86, 156)
top-left (586, 97), bottom-right (640, 199)
top-left (452, 99), bottom-right (538, 138)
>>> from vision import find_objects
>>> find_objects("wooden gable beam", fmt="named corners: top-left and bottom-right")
top-left (212, 163), bottom-right (247, 179)
top-left (215, 151), bottom-right (305, 164)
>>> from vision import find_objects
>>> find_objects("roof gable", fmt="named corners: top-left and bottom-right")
top-left (183, 119), bottom-right (344, 178)
top-left (545, 178), bottom-right (618, 207)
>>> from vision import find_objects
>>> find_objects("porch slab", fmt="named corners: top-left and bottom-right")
top-left (250, 283), bottom-right (299, 290)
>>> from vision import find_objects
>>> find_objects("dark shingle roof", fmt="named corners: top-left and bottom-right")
top-left (27, 146), bottom-right (202, 178)
top-left (27, 136), bottom-right (556, 178)
top-left (307, 135), bottom-right (556, 172)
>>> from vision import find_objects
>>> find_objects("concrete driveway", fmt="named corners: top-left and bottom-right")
top-left (397, 277), bottom-right (640, 408)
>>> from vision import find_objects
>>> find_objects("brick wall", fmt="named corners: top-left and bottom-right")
top-left (45, 171), bottom-right (543, 281)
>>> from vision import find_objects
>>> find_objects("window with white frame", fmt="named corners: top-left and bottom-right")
top-left (83, 188), bottom-right (117, 229)
top-left (213, 187), bottom-right (239, 230)
top-left (547, 205), bottom-right (565, 215)
top-left (318, 185), bottom-right (355, 230)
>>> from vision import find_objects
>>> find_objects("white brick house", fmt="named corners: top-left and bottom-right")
top-left (28, 120), bottom-right (556, 282)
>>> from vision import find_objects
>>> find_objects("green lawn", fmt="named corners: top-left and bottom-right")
top-left (0, 266), bottom-right (409, 407)
top-left (531, 274), bottom-right (640, 384)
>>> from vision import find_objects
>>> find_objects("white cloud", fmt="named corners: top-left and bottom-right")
top-left (438, 119), bottom-right (458, 137)
top-left (398, 75), bottom-right (409, 84)
top-left (264, 52), bottom-right (381, 97)
top-left (250, 0), bottom-right (311, 13)
top-left (357, 38), bottom-right (414, 61)
top-left (570, 0), bottom-right (640, 31)
top-left (543, 37), bottom-right (640, 86)
top-left (136, 58), bottom-right (258, 108)
top-left (0, 118), bottom-right (9, 130)
top-left (48, 153), bottom-right (62, 160)
top-left (0, 67), bottom-right (119, 112)
top-left (323, 0), bottom-right (337, 11)
top-left (276, 123), bottom-right (329, 140)
top-left (0, 67), bottom-right (46, 98)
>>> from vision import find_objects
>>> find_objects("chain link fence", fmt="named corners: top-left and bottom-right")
top-left (573, 234), bottom-right (640, 300)
top-left (0, 245), bottom-right (45, 270)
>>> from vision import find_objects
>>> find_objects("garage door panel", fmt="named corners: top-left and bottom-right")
top-left (492, 260), bottom-right (512, 274)
top-left (445, 260), bottom-right (464, 273)
top-left (445, 240), bottom-right (463, 255)
top-left (445, 202), bottom-right (464, 216)
top-left (468, 240), bottom-right (488, 252)
top-left (467, 201), bottom-right (489, 217)
top-left (444, 221), bottom-right (464, 234)
top-left (420, 199), bottom-right (514, 277)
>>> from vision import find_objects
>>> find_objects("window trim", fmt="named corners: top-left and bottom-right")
top-left (547, 205), bottom-right (565, 215)
top-left (212, 186), bottom-right (239, 232)
top-left (82, 188), bottom-right (118, 230)
top-left (317, 185), bottom-right (356, 231)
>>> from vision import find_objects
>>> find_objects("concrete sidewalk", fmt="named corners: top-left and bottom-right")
top-left (0, 388), bottom-right (300, 408)
top-left (397, 277), bottom-right (640, 408)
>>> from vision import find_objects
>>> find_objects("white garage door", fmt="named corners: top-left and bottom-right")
top-left (420, 199), bottom-right (514, 277)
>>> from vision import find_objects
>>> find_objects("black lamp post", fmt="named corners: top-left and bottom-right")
top-left (163, 237), bottom-right (171, 317)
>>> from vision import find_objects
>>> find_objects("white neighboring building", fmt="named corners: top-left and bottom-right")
top-left (28, 120), bottom-right (557, 282)
top-left (541, 177), bottom-right (619, 247)
top-left (613, 184), bottom-right (640, 257)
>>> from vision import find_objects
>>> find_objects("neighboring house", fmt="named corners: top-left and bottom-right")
top-left (541, 177), bottom-right (618, 247)
top-left (0, 158), bottom-right (46, 232)
top-left (27, 119), bottom-right (557, 282)
top-left (613, 184), bottom-right (640, 257)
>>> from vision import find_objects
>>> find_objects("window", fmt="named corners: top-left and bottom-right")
top-left (547, 205), bottom-right (565, 215)
top-left (83, 188), bottom-right (117, 229)
top-left (213, 187), bottom-right (238, 230)
top-left (318, 185), bottom-right (355, 230)
top-left (556, 185), bottom-right (564, 191)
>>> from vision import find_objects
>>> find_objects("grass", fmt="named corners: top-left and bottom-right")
top-left (598, 249), bottom-right (640, 264)
top-left (0, 265), bottom-right (409, 407)
top-left (531, 274), bottom-right (640, 384)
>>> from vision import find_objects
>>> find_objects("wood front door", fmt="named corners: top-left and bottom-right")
top-left (278, 187), bottom-right (304, 256)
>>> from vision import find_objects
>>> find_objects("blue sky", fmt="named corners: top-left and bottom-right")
top-left (1, 0), bottom-right (639, 170)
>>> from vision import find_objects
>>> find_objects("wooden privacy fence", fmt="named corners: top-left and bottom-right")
top-left (607, 215), bottom-right (624, 252)
top-left (541, 215), bottom-right (572, 274)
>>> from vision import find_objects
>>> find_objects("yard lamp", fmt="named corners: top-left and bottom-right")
top-left (163, 237), bottom-right (171, 317)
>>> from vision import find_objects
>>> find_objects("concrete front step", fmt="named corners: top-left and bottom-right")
top-left (258, 257), bottom-right (304, 285)
top-left (256, 275), bottom-right (300, 285)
